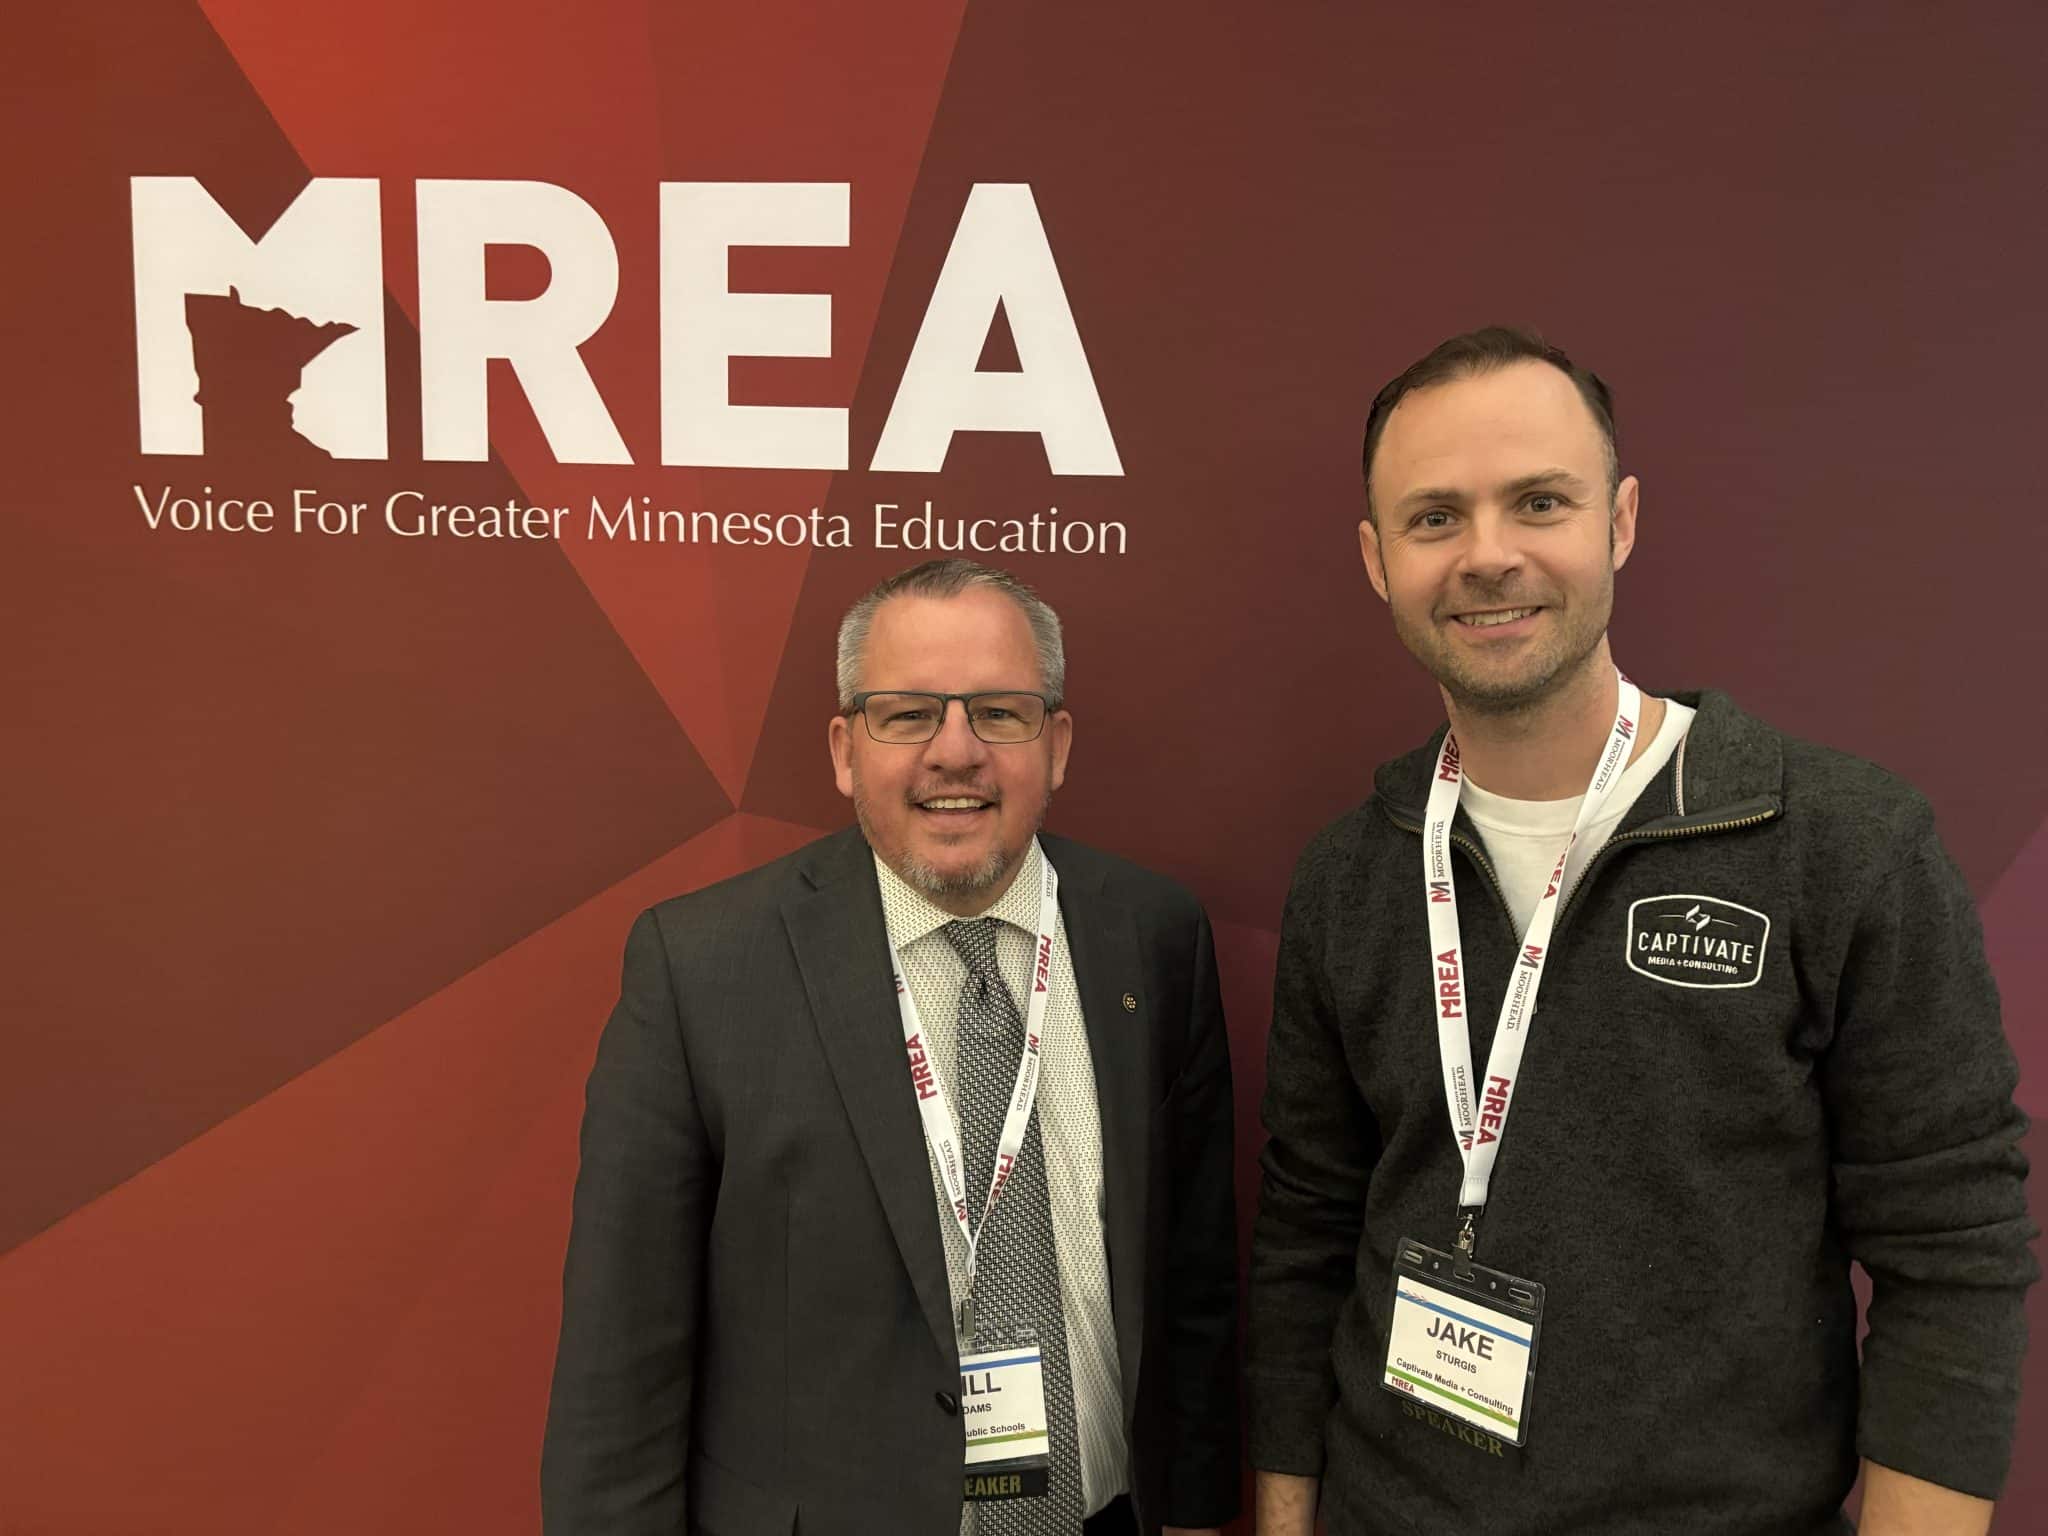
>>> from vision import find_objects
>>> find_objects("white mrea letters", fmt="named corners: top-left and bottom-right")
top-left (869, 183), bottom-right (1121, 475)
top-left (661, 182), bottom-right (848, 471)
top-left (132, 177), bottom-right (1121, 474)
top-left (131, 177), bottom-right (386, 458)
top-left (417, 179), bottom-right (630, 465)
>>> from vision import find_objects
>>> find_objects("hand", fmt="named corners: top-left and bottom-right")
top-left (1857, 1460), bottom-right (1992, 1536)
top-left (1253, 1470), bottom-right (1318, 1536)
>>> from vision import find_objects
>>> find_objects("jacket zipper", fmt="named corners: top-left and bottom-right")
top-left (1384, 815), bottom-right (1517, 932)
top-left (1382, 801), bottom-right (1781, 936)
top-left (1553, 804), bottom-right (1779, 929)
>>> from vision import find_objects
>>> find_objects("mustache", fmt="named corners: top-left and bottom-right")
top-left (1441, 582), bottom-right (1549, 613)
top-left (907, 779), bottom-right (1002, 804)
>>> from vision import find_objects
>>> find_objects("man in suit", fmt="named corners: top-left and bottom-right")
top-left (542, 558), bottom-right (1240, 1536)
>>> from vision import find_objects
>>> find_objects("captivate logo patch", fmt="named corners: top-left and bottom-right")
top-left (1625, 894), bottom-right (1770, 989)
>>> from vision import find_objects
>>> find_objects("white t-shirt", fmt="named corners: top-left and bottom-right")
top-left (1460, 699), bottom-right (1695, 932)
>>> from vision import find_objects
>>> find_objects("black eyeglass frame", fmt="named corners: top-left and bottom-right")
top-left (845, 689), bottom-right (1060, 744)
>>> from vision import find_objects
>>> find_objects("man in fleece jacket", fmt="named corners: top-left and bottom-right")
top-left (1248, 326), bottom-right (2035, 1536)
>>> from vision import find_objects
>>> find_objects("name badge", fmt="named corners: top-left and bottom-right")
top-left (960, 1338), bottom-right (1051, 1499)
top-left (1382, 1237), bottom-right (1544, 1446)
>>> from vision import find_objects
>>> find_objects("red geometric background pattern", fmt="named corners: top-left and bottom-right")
top-left (1, 3), bottom-right (2042, 1530)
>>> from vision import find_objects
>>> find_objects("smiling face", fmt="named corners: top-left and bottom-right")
top-left (828, 586), bottom-right (1073, 914)
top-left (1360, 359), bottom-right (1639, 714)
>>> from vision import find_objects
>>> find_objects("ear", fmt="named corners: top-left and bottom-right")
top-left (1047, 709), bottom-right (1073, 795)
top-left (829, 712), bottom-right (856, 800)
top-left (1358, 516), bottom-right (1390, 602)
top-left (1609, 474), bottom-right (1641, 572)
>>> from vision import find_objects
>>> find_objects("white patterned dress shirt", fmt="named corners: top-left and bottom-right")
top-left (873, 837), bottom-right (1128, 1522)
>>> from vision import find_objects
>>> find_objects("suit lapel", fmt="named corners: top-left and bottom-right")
top-left (1049, 841), bottom-right (1151, 1418)
top-left (782, 830), bottom-right (956, 1362)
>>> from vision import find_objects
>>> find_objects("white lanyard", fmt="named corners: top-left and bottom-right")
top-left (894, 851), bottom-right (1059, 1319)
top-left (1424, 675), bottom-right (1642, 1222)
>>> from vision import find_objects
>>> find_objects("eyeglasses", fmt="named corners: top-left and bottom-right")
top-left (848, 691), bottom-right (1054, 744)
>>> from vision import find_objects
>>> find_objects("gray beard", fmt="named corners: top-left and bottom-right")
top-left (893, 841), bottom-right (1012, 900)
top-left (852, 783), bottom-right (1052, 904)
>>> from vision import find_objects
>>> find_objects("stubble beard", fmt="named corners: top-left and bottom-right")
top-left (1396, 573), bottom-right (1614, 720)
top-left (853, 780), bottom-right (1055, 903)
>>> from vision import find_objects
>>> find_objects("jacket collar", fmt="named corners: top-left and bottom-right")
top-left (782, 827), bottom-right (1148, 1401)
top-left (1038, 834), bottom-right (1150, 1419)
top-left (1372, 689), bottom-right (1785, 834)
top-left (783, 828), bottom-right (958, 1359)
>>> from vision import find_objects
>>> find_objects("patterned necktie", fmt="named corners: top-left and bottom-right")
top-left (942, 917), bottom-right (1084, 1535)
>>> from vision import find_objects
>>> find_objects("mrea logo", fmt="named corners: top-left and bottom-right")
top-left (905, 1032), bottom-right (940, 1100)
top-left (1625, 895), bottom-right (1771, 990)
top-left (130, 176), bottom-right (1122, 472)
top-left (1475, 1074), bottom-right (1511, 1146)
top-left (990, 1151), bottom-right (1016, 1201)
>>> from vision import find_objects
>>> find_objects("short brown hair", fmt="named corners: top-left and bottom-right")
top-left (1360, 326), bottom-right (1618, 519)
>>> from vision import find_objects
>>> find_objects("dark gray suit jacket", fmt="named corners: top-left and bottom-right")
top-left (541, 827), bottom-right (1240, 1535)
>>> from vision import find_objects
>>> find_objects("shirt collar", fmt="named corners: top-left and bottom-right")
top-left (872, 837), bottom-right (1047, 951)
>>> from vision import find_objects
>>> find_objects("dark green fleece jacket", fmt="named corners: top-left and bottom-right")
top-left (1248, 691), bottom-right (2035, 1535)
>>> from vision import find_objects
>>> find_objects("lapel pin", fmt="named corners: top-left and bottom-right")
top-left (1122, 993), bottom-right (1137, 1012)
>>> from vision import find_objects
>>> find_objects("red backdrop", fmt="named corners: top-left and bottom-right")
top-left (3, 3), bottom-right (2044, 1530)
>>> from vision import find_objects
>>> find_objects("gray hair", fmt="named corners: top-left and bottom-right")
top-left (836, 559), bottom-right (1066, 710)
